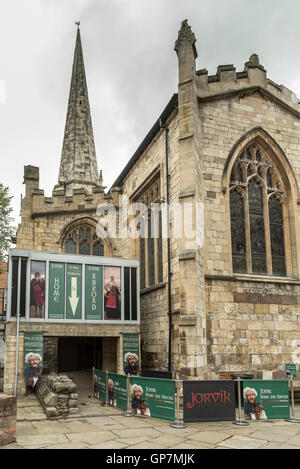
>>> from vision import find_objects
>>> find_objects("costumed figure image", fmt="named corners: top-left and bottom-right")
top-left (244, 387), bottom-right (267, 420)
top-left (104, 275), bottom-right (121, 319)
top-left (131, 384), bottom-right (151, 416)
top-left (108, 379), bottom-right (116, 406)
top-left (24, 352), bottom-right (43, 389)
top-left (30, 272), bottom-right (45, 318)
top-left (124, 352), bottom-right (139, 376)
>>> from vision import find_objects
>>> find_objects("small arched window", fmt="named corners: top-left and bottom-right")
top-left (230, 143), bottom-right (286, 276)
top-left (63, 223), bottom-right (104, 256)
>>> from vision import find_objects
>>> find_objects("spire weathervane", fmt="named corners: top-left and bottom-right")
top-left (75, 21), bottom-right (80, 28)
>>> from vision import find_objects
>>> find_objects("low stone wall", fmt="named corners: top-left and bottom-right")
top-left (36, 373), bottom-right (79, 418)
top-left (0, 394), bottom-right (16, 446)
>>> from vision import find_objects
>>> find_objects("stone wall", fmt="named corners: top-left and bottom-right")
top-left (0, 394), bottom-right (16, 446)
top-left (206, 277), bottom-right (300, 378)
top-left (36, 373), bottom-right (78, 418)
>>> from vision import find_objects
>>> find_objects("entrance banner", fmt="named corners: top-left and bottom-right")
top-left (23, 331), bottom-right (43, 389)
top-left (30, 261), bottom-right (46, 319)
top-left (48, 262), bottom-right (65, 319)
top-left (85, 265), bottom-right (103, 320)
top-left (183, 380), bottom-right (236, 422)
top-left (94, 369), bottom-right (106, 402)
top-left (66, 264), bottom-right (82, 319)
top-left (243, 379), bottom-right (290, 420)
top-left (108, 372), bottom-right (127, 410)
top-left (130, 376), bottom-right (175, 421)
top-left (122, 333), bottom-right (139, 375)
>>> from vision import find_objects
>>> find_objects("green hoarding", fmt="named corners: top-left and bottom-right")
top-left (108, 372), bottom-right (127, 411)
top-left (48, 262), bottom-right (65, 319)
top-left (123, 333), bottom-right (139, 374)
top-left (243, 380), bottom-right (290, 420)
top-left (130, 376), bottom-right (175, 421)
top-left (85, 265), bottom-right (103, 320)
top-left (66, 264), bottom-right (82, 319)
top-left (23, 331), bottom-right (44, 389)
top-left (94, 369), bottom-right (106, 402)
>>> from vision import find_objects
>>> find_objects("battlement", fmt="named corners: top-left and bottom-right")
top-left (195, 54), bottom-right (300, 113)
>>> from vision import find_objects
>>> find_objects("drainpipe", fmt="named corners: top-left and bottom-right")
top-left (159, 119), bottom-right (172, 373)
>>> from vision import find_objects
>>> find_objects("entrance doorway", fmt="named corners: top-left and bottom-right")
top-left (58, 337), bottom-right (102, 373)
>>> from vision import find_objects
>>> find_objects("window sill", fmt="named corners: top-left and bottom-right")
top-left (140, 282), bottom-right (167, 295)
top-left (205, 273), bottom-right (300, 285)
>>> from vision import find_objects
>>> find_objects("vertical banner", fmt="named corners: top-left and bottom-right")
top-left (30, 261), bottom-right (46, 319)
top-left (94, 369), bottom-right (106, 401)
top-left (108, 373), bottom-right (127, 410)
top-left (104, 266), bottom-right (121, 320)
top-left (130, 377), bottom-right (175, 421)
top-left (66, 264), bottom-right (82, 320)
top-left (243, 380), bottom-right (290, 420)
top-left (85, 265), bottom-right (103, 320)
top-left (123, 333), bottom-right (139, 375)
top-left (23, 331), bottom-right (43, 389)
top-left (183, 380), bottom-right (236, 422)
top-left (48, 262), bottom-right (65, 320)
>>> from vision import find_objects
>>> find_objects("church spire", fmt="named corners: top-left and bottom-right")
top-left (56, 24), bottom-right (100, 193)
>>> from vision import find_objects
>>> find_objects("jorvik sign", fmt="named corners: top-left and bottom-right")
top-left (183, 380), bottom-right (236, 422)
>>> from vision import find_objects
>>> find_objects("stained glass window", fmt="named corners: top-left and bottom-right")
top-left (230, 190), bottom-right (247, 273)
top-left (63, 224), bottom-right (104, 256)
top-left (269, 197), bottom-right (286, 276)
top-left (230, 143), bottom-right (286, 277)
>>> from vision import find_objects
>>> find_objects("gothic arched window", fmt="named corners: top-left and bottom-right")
top-left (63, 223), bottom-right (104, 256)
top-left (229, 143), bottom-right (286, 276)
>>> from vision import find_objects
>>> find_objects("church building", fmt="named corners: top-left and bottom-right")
top-left (4, 19), bottom-right (300, 394)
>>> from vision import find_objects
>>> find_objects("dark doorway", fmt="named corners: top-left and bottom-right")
top-left (58, 337), bottom-right (102, 372)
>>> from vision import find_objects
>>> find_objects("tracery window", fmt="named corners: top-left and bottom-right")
top-left (229, 143), bottom-right (286, 276)
top-left (63, 223), bottom-right (104, 256)
top-left (136, 175), bottom-right (163, 289)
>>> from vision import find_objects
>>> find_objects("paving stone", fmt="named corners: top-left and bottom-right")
top-left (66, 430), bottom-right (116, 444)
top-left (115, 436), bottom-right (153, 445)
top-left (88, 441), bottom-right (128, 449)
top-left (111, 427), bottom-right (161, 439)
top-left (285, 433), bottom-right (300, 446)
top-left (187, 431), bottom-right (232, 445)
top-left (172, 442), bottom-right (215, 449)
top-left (217, 435), bottom-right (267, 449)
top-left (147, 434), bottom-right (186, 448)
top-left (249, 429), bottom-right (298, 443)
top-left (42, 441), bottom-right (90, 449)
top-left (17, 433), bottom-right (70, 447)
top-left (260, 442), bottom-right (300, 450)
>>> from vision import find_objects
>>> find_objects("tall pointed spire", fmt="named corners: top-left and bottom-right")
top-left (56, 23), bottom-right (100, 193)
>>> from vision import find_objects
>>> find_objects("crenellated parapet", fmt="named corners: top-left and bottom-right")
top-left (195, 53), bottom-right (300, 115)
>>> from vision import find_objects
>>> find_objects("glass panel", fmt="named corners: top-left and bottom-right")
top-left (248, 180), bottom-right (267, 274)
top-left (86, 229), bottom-right (91, 239)
top-left (140, 236), bottom-right (145, 289)
top-left (131, 268), bottom-right (137, 321)
top-left (79, 241), bottom-right (90, 255)
top-left (93, 241), bottom-right (104, 256)
top-left (256, 149), bottom-right (261, 162)
top-left (79, 228), bottom-right (85, 240)
top-left (158, 211), bottom-right (163, 283)
top-left (65, 239), bottom-right (76, 254)
top-left (230, 190), bottom-right (247, 273)
top-left (124, 267), bottom-right (130, 320)
top-left (104, 266), bottom-right (121, 320)
top-left (20, 259), bottom-right (27, 317)
top-left (245, 149), bottom-right (251, 160)
top-left (269, 197), bottom-right (286, 276)
top-left (11, 258), bottom-right (19, 317)
top-left (148, 216), bottom-right (155, 286)
top-left (30, 261), bottom-right (46, 318)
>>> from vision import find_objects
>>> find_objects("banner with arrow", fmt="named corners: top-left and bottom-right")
top-left (66, 264), bottom-right (82, 319)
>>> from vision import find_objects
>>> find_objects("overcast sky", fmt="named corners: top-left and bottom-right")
top-left (1, 0), bottom-right (300, 227)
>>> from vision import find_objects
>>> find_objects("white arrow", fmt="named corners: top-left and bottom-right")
top-left (69, 277), bottom-right (79, 316)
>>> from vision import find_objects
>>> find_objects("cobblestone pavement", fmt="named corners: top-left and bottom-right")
top-left (2, 392), bottom-right (300, 450)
